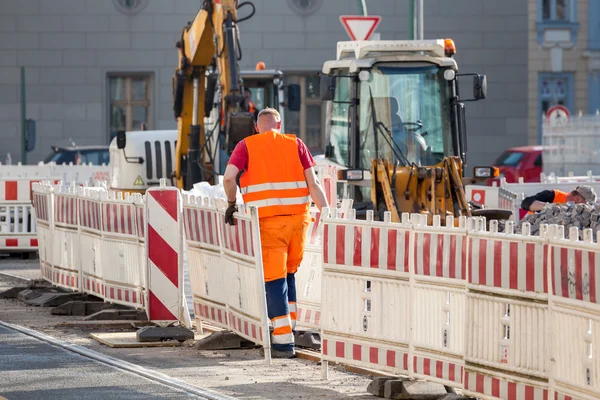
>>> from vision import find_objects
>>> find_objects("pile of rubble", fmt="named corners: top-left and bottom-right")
top-left (513, 202), bottom-right (600, 238)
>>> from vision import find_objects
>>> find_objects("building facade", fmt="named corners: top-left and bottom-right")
top-left (0, 0), bottom-right (528, 167)
top-left (528, 0), bottom-right (600, 142)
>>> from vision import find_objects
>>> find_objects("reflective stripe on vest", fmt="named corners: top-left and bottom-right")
top-left (241, 181), bottom-right (307, 195)
top-left (245, 196), bottom-right (311, 208)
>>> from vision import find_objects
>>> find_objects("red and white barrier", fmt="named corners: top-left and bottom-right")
top-left (183, 194), bottom-right (271, 362)
top-left (463, 218), bottom-right (551, 399)
top-left (146, 184), bottom-right (184, 325)
top-left (32, 179), bottom-right (188, 331)
top-left (410, 214), bottom-right (468, 388)
top-left (321, 210), bottom-right (413, 377)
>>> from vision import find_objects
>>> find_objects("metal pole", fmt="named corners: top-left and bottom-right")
top-left (20, 67), bottom-right (26, 164)
top-left (357, 0), bottom-right (368, 15)
top-left (408, 0), bottom-right (415, 40)
top-left (192, 78), bottom-right (199, 125)
top-left (415, 0), bottom-right (424, 40)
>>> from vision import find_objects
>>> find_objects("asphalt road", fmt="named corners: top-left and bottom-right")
top-left (0, 324), bottom-right (198, 400)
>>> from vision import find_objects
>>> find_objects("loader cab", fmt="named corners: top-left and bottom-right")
top-left (320, 39), bottom-right (486, 210)
top-left (240, 69), bottom-right (301, 132)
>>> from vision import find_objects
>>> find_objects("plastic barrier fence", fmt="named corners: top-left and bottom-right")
top-left (319, 212), bottom-right (600, 399)
top-left (183, 194), bottom-right (271, 360)
top-left (32, 180), bottom-right (187, 328)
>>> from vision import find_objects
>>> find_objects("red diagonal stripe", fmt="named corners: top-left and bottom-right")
top-left (148, 290), bottom-right (177, 321)
top-left (149, 190), bottom-right (178, 221)
top-left (148, 224), bottom-right (178, 287)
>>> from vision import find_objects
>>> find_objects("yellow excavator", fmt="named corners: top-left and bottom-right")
top-left (172, 0), bottom-right (256, 190)
top-left (319, 39), bottom-right (507, 225)
top-left (111, 0), bottom-right (300, 192)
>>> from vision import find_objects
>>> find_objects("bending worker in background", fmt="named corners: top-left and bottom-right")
top-left (520, 185), bottom-right (597, 214)
top-left (222, 108), bottom-right (329, 358)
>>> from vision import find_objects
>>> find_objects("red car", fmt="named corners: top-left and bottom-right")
top-left (486, 146), bottom-right (544, 186)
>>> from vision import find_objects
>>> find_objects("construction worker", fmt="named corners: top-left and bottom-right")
top-left (222, 107), bottom-right (329, 358)
top-left (520, 185), bottom-right (597, 214)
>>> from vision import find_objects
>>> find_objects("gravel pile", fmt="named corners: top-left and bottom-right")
top-left (513, 202), bottom-right (600, 238)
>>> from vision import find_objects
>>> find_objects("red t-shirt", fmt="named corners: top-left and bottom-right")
top-left (227, 137), bottom-right (316, 172)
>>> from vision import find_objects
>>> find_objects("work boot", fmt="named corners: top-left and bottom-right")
top-left (259, 347), bottom-right (296, 359)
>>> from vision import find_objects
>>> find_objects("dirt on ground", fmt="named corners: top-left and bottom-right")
top-left (0, 260), bottom-right (378, 400)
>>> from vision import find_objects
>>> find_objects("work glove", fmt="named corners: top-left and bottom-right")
top-left (225, 203), bottom-right (237, 226)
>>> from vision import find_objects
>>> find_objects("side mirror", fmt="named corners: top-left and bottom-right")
top-left (116, 130), bottom-right (126, 149)
top-left (25, 118), bottom-right (36, 152)
top-left (287, 84), bottom-right (301, 112)
top-left (473, 74), bottom-right (487, 100)
top-left (320, 76), bottom-right (336, 101)
top-left (473, 166), bottom-right (499, 179)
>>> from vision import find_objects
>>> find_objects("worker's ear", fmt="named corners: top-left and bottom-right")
top-left (276, 120), bottom-right (282, 130)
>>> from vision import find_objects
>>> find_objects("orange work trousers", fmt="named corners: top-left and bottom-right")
top-left (259, 212), bottom-right (312, 282)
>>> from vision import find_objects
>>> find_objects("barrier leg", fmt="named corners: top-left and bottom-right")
top-left (322, 359), bottom-right (329, 380)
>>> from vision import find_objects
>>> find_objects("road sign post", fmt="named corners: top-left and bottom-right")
top-left (339, 15), bottom-right (381, 41)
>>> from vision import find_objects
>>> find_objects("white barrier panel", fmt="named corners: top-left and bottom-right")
top-left (52, 185), bottom-right (81, 291)
top-left (100, 191), bottom-right (145, 310)
top-left (549, 226), bottom-right (600, 400)
top-left (183, 195), bottom-right (271, 360)
top-left (295, 200), bottom-right (353, 331)
top-left (410, 214), bottom-right (467, 388)
top-left (321, 210), bottom-right (414, 377)
top-left (78, 188), bottom-right (106, 299)
top-left (463, 219), bottom-right (550, 400)
top-left (32, 182), bottom-right (53, 282)
top-left (294, 208), bottom-right (323, 330)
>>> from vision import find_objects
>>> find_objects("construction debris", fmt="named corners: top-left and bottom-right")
top-left (514, 203), bottom-right (599, 239)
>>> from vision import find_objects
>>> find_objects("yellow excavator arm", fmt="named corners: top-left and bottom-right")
top-left (172, 0), bottom-right (255, 190)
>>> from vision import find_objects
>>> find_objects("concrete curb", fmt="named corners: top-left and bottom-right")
top-left (0, 271), bottom-right (32, 282)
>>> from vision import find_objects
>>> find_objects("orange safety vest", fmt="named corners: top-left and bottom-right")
top-left (240, 131), bottom-right (310, 218)
top-left (526, 189), bottom-right (567, 214)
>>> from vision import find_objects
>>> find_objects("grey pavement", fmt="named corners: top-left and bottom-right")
top-left (0, 324), bottom-right (197, 399)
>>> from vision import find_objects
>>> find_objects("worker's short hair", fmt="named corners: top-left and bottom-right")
top-left (257, 107), bottom-right (281, 122)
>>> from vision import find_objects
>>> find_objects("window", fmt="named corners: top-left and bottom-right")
top-left (108, 75), bottom-right (152, 141)
top-left (358, 65), bottom-right (452, 168)
top-left (495, 151), bottom-right (524, 167)
top-left (538, 73), bottom-right (574, 142)
top-left (541, 0), bottom-right (571, 21)
top-left (536, 0), bottom-right (578, 46)
top-left (283, 73), bottom-right (324, 155)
